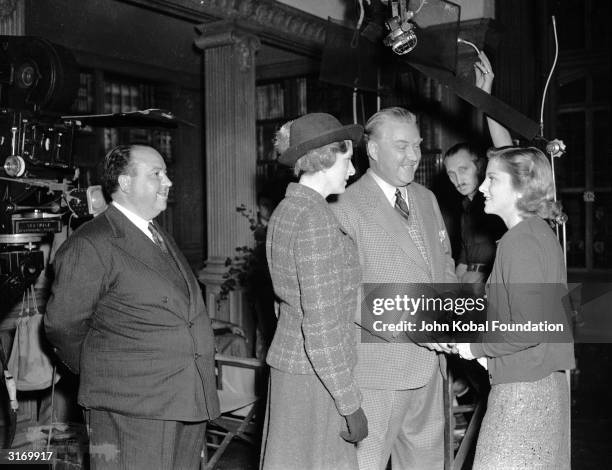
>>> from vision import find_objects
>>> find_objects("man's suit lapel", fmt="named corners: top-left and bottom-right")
top-left (358, 173), bottom-right (430, 273)
top-left (155, 223), bottom-right (199, 320)
top-left (104, 206), bottom-right (190, 307)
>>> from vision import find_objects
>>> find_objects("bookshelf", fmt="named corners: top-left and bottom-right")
top-left (255, 76), bottom-right (309, 199)
top-left (254, 73), bottom-right (446, 193)
top-left (388, 70), bottom-right (444, 190)
top-left (70, 70), bottom-right (176, 232)
top-left (73, 71), bottom-right (95, 114)
top-left (72, 72), bottom-right (173, 159)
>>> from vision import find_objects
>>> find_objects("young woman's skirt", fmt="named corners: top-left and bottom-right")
top-left (473, 371), bottom-right (570, 469)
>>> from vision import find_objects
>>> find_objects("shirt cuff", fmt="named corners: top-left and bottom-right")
top-left (456, 343), bottom-right (475, 360)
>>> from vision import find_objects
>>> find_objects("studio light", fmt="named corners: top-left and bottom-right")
top-left (383, 0), bottom-right (418, 55)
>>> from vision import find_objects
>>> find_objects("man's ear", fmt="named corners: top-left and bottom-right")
top-left (118, 174), bottom-right (130, 193)
top-left (367, 140), bottom-right (378, 162)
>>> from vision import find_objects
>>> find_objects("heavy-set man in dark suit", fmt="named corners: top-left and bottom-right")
top-left (331, 108), bottom-right (457, 470)
top-left (45, 144), bottom-right (219, 469)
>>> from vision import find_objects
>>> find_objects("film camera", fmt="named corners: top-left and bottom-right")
top-left (0, 36), bottom-right (104, 307)
top-left (1, 36), bottom-right (180, 306)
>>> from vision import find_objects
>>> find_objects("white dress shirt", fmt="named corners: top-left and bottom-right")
top-left (368, 168), bottom-right (410, 210)
top-left (112, 201), bottom-right (155, 242)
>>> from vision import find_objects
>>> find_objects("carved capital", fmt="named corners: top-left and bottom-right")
top-left (234, 34), bottom-right (260, 71)
top-left (194, 20), bottom-right (261, 71)
top-left (0, 0), bottom-right (17, 18)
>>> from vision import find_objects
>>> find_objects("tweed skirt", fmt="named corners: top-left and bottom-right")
top-left (259, 368), bottom-right (359, 470)
top-left (473, 371), bottom-right (570, 470)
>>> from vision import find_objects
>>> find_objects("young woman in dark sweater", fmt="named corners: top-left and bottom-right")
top-left (455, 146), bottom-right (575, 469)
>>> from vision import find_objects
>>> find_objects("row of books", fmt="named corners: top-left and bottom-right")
top-left (418, 75), bottom-right (442, 152)
top-left (256, 122), bottom-right (278, 162)
top-left (103, 127), bottom-right (172, 160)
top-left (255, 77), bottom-right (308, 121)
top-left (73, 72), bottom-right (95, 113)
top-left (153, 130), bottom-right (173, 161)
top-left (72, 73), bottom-right (160, 115)
top-left (416, 75), bottom-right (443, 188)
top-left (103, 82), bottom-right (155, 114)
top-left (103, 128), bottom-right (119, 152)
top-left (256, 83), bottom-right (285, 121)
top-left (414, 151), bottom-right (443, 188)
top-left (99, 78), bottom-right (172, 157)
top-left (286, 77), bottom-right (308, 118)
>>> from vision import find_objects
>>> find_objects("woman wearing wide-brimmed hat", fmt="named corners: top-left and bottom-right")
top-left (259, 113), bottom-right (368, 470)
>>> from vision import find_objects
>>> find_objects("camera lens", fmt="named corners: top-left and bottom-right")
top-left (16, 63), bottom-right (37, 89)
top-left (20, 254), bottom-right (43, 284)
top-left (3, 155), bottom-right (26, 177)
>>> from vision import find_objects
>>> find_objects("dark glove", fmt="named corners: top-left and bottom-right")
top-left (339, 407), bottom-right (368, 443)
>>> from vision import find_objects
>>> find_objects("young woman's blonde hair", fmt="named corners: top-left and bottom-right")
top-left (487, 146), bottom-right (565, 221)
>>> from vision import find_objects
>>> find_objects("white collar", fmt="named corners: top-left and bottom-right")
top-left (368, 168), bottom-right (409, 208)
top-left (112, 201), bottom-right (154, 241)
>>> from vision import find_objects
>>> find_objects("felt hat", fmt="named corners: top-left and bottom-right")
top-left (279, 113), bottom-right (363, 167)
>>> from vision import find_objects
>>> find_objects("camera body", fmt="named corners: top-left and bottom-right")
top-left (0, 235), bottom-right (45, 307)
top-left (1, 109), bottom-right (75, 178)
top-left (0, 36), bottom-right (80, 305)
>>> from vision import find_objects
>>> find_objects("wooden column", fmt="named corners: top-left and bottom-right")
top-left (195, 22), bottom-right (260, 326)
top-left (0, 0), bottom-right (24, 35)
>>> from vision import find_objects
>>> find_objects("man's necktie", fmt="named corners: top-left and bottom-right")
top-left (395, 188), bottom-right (410, 220)
top-left (148, 222), bottom-right (169, 254)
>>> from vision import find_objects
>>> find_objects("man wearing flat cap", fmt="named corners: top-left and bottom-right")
top-left (331, 108), bottom-right (457, 470)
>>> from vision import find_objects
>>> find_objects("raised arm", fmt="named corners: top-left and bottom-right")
top-left (475, 52), bottom-right (513, 148)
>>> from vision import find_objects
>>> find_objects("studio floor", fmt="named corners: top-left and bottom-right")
top-left (211, 418), bottom-right (612, 470)
top-left (211, 344), bottom-right (612, 470)
top-left (4, 345), bottom-right (611, 469)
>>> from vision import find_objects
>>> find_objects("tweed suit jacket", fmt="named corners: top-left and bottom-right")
top-left (330, 170), bottom-right (457, 390)
top-left (266, 183), bottom-right (362, 416)
top-left (45, 204), bottom-right (220, 421)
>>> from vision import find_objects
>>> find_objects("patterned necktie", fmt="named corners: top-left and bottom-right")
top-left (148, 222), bottom-right (168, 254)
top-left (394, 188), bottom-right (410, 220)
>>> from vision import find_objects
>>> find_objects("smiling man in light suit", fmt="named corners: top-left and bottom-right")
top-left (45, 144), bottom-right (219, 469)
top-left (330, 108), bottom-right (457, 470)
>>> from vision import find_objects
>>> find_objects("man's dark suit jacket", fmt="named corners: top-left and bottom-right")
top-left (45, 204), bottom-right (220, 422)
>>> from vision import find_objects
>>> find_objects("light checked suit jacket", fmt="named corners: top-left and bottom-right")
top-left (45, 204), bottom-right (220, 421)
top-left (330, 170), bottom-right (457, 390)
